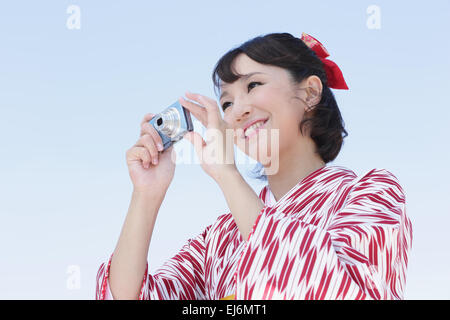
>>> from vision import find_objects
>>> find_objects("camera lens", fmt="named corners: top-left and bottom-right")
top-left (155, 107), bottom-right (181, 138)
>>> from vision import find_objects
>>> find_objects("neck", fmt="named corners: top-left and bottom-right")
top-left (265, 137), bottom-right (325, 202)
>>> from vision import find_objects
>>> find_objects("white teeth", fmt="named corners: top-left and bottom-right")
top-left (244, 120), bottom-right (266, 138)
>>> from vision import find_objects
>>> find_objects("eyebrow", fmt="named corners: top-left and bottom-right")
top-left (219, 72), bottom-right (266, 101)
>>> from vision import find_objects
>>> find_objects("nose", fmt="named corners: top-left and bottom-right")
top-left (230, 100), bottom-right (253, 126)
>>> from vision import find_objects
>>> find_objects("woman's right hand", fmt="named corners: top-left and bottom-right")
top-left (126, 113), bottom-right (176, 193)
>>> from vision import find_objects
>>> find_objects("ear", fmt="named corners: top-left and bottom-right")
top-left (305, 75), bottom-right (323, 106)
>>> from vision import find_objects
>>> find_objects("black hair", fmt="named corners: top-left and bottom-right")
top-left (211, 32), bottom-right (348, 181)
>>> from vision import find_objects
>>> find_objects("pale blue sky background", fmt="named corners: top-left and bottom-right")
top-left (0, 0), bottom-right (449, 299)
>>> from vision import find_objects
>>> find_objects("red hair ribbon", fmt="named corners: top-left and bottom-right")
top-left (300, 32), bottom-right (349, 90)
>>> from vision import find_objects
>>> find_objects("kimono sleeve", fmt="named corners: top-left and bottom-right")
top-left (236, 168), bottom-right (413, 300)
top-left (326, 168), bottom-right (413, 299)
top-left (95, 225), bottom-right (211, 300)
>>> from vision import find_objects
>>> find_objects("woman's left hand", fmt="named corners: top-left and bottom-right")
top-left (179, 91), bottom-right (237, 183)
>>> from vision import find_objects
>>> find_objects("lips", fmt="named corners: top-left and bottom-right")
top-left (243, 118), bottom-right (269, 139)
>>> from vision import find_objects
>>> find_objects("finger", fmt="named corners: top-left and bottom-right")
top-left (141, 122), bottom-right (164, 151)
top-left (140, 113), bottom-right (157, 137)
top-left (178, 96), bottom-right (208, 127)
top-left (139, 114), bottom-right (154, 136)
top-left (185, 92), bottom-right (219, 112)
top-left (140, 113), bottom-right (156, 128)
top-left (183, 131), bottom-right (205, 160)
top-left (139, 147), bottom-right (152, 168)
top-left (127, 146), bottom-right (151, 168)
top-left (185, 92), bottom-right (221, 128)
top-left (139, 134), bottom-right (159, 165)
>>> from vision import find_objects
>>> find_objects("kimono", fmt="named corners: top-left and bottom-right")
top-left (96, 165), bottom-right (413, 300)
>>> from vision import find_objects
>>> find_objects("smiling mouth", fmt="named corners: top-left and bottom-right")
top-left (244, 119), bottom-right (269, 140)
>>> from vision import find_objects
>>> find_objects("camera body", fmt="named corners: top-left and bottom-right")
top-left (148, 100), bottom-right (194, 151)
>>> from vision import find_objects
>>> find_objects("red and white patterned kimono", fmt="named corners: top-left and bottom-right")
top-left (96, 165), bottom-right (413, 300)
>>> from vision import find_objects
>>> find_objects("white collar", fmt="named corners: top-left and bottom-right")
top-left (265, 186), bottom-right (277, 206)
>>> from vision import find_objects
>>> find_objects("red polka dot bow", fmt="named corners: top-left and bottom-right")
top-left (300, 32), bottom-right (349, 90)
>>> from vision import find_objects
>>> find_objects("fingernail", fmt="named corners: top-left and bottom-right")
top-left (157, 143), bottom-right (163, 151)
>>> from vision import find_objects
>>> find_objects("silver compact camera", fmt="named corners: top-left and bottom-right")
top-left (148, 100), bottom-right (194, 151)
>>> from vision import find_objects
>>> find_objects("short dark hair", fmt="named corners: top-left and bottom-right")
top-left (211, 32), bottom-right (348, 181)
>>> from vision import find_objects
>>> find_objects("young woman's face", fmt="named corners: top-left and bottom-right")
top-left (220, 53), bottom-right (314, 166)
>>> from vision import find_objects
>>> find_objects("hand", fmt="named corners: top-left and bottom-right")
top-left (126, 113), bottom-right (176, 193)
top-left (179, 92), bottom-right (237, 182)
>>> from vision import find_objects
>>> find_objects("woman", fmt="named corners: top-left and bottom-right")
top-left (96, 32), bottom-right (412, 300)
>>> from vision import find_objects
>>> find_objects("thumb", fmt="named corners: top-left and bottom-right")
top-left (184, 131), bottom-right (205, 159)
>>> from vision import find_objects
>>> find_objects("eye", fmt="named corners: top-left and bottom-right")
top-left (248, 81), bottom-right (261, 92)
top-left (221, 82), bottom-right (263, 111)
top-left (222, 102), bottom-right (232, 111)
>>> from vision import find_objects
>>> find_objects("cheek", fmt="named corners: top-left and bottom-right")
top-left (253, 88), bottom-right (278, 109)
top-left (223, 112), bottom-right (232, 125)
top-left (273, 108), bottom-right (303, 143)
top-left (233, 90), bottom-right (303, 159)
